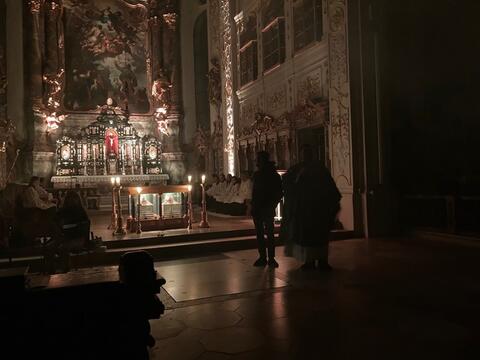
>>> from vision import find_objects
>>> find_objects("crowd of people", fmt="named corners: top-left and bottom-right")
top-left (206, 172), bottom-right (253, 215)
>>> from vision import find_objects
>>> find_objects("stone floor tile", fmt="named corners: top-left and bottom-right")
top-left (150, 317), bottom-right (186, 340)
top-left (149, 337), bottom-right (204, 360)
top-left (197, 352), bottom-right (233, 360)
top-left (184, 308), bottom-right (242, 330)
top-left (200, 327), bottom-right (265, 354)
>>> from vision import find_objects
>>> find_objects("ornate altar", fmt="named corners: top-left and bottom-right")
top-left (55, 101), bottom-right (162, 177)
top-left (126, 185), bottom-right (189, 232)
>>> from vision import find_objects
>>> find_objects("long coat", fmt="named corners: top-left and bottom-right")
top-left (281, 161), bottom-right (341, 247)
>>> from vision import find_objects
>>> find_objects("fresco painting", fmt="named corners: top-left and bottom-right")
top-left (63, 0), bottom-right (150, 113)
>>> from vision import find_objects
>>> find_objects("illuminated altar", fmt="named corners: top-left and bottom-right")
top-left (55, 101), bottom-right (162, 178)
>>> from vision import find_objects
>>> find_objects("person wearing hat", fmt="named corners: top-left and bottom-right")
top-left (251, 151), bottom-right (283, 268)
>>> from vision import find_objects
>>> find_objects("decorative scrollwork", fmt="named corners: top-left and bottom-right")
top-left (29, 0), bottom-right (43, 14)
top-left (163, 13), bottom-right (178, 31)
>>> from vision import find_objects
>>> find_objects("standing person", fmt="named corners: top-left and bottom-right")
top-left (59, 191), bottom-right (91, 248)
top-left (282, 145), bottom-right (341, 271)
top-left (251, 151), bottom-right (283, 268)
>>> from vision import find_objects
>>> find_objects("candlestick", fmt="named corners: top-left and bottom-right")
top-left (83, 144), bottom-right (87, 176)
top-left (132, 143), bottom-right (136, 175)
top-left (130, 142), bottom-right (134, 175)
top-left (93, 145), bottom-right (97, 175)
top-left (108, 177), bottom-right (115, 230)
top-left (187, 184), bottom-right (193, 229)
top-left (103, 143), bottom-right (107, 175)
top-left (121, 143), bottom-right (125, 175)
top-left (199, 180), bottom-right (209, 228)
top-left (139, 142), bottom-right (144, 175)
top-left (136, 187), bottom-right (143, 234)
top-left (113, 177), bottom-right (126, 235)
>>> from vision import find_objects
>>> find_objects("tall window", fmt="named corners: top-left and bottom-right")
top-left (239, 15), bottom-right (258, 86)
top-left (261, 0), bottom-right (285, 72)
top-left (293, 0), bottom-right (323, 52)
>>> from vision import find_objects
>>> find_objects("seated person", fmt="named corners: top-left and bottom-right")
top-left (58, 190), bottom-right (91, 248)
top-left (206, 174), bottom-right (220, 197)
top-left (232, 172), bottom-right (253, 204)
top-left (216, 174), bottom-right (234, 203)
top-left (213, 174), bottom-right (227, 199)
top-left (223, 176), bottom-right (241, 203)
top-left (23, 176), bottom-right (57, 211)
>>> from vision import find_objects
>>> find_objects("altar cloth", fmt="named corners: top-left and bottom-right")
top-left (51, 174), bottom-right (169, 188)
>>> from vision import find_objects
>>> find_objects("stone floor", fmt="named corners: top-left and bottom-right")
top-left (149, 238), bottom-right (480, 359)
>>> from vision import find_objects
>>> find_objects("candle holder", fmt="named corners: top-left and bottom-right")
top-left (113, 177), bottom-right (126, 235)
top-left (199, 175), bottom-right (209, 228)
top-left (187, 184), bottom-right (193, 230)
top-left (108, 177), bottom-right (116, 230)
top-left (136, 186), bottom-right (143, 234)
top-left (187, 175), bottom-right (195, 223)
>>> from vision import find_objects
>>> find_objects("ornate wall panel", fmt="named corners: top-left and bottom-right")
top-left (265, 85), bottom-right (287, 115)
top-left (327, 0), bottom-right (351, 186)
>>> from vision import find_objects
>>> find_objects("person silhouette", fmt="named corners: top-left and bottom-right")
top-left (251, 151), bottom-right (283, 268)
top-left (282, 144), bottom-right (341, 270)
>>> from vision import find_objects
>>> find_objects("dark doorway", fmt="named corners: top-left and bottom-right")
top-left (296, 127), bottom-right (327, 167)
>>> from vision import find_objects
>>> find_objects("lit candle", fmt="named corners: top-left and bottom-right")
top-left (121, 143), bottom-right (125, 175)
top-left (115, 177), bottom-right (120, 186)
top-left (139, 142), bottom-right (144, 175)
top-left (201, 174), bottom-right (206, 184)
top-left (93, 145), bottom-right (97, 175)
top-left (103, 143), bottom-right (107, 174)
top-left (187, 184), bottom-right (192, 192)
top-left (111, 177), bottom-right (115, 186)
top-left (188, 175), bottom-right (192, 183)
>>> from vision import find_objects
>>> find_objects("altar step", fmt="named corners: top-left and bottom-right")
top-left (0, 230), bottom-right (356, 271)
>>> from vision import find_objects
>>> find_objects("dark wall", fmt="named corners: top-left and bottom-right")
top-left (193, 11), bottom-right (210, 132)
top-left (383, 0), bottom-right (480, 195)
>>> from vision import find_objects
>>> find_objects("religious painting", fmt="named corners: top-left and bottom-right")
top-left (63, 0), bottom-right (151, 114)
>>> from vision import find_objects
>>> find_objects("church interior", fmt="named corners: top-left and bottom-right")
top-left (0, 0), bottom-right (479, 358)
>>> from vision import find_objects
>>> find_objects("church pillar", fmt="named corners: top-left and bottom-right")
top-left (25, 0), bottom-right (57, 181)
top-left (4, 0), bottom-right (26, 181)
top-left (44, 1), bottom-right (60, 74)
top-left (327, 0), bottom-right (354, 231)
top-left (160, 9), bottom-right (185, 183)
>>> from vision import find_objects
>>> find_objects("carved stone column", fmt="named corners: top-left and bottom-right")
top-left (328, 0), bottom-right (354, 230)
top-left (149, 15), bottom-right (162, 78)
top-left (44, 1), bottom-right (60, 74)
top-left (160, 10), bottom-right (185, 183)
top-left (30, 0), bottom-right (61, 179)
top-left (28, 0), bottom-right (45, 108)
